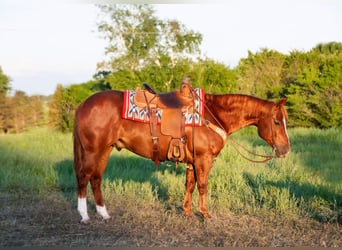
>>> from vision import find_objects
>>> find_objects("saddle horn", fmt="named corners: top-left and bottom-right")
top-left (142, 82), bottom-right (157, 95)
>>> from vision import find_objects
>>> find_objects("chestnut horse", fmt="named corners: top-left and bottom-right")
top-left (73, 89), bottom-right (290, 223)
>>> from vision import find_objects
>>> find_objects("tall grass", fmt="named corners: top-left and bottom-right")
top-left (0, 127), bottom-right (341, 221)
top-left (0, 128), bottom-right (72, 193)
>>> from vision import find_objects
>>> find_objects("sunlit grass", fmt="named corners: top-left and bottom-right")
top-left (0, 128), bottom-right (72, 193)
top-left (0, 127), bottom-right (341, 222)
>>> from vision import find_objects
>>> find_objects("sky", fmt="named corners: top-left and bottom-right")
top-left (1, 0), bottom-right (341, 96)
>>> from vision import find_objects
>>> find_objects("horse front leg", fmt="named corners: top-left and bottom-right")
top-left (195, 155), bottom-right (213, 219)
top-left (183, 164), bottom-right (196, 217)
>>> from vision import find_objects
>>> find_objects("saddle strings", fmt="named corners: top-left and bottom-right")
top-left (184, 82), bottom-right (274, 163)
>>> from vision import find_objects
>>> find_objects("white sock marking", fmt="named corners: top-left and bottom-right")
top-left (78, 197), bottom-right (90, 222)
top-left (96, 205), bottom-right (111, 220)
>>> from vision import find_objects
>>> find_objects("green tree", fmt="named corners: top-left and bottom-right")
top-left (237, 48), bottom-right (285, 98)
top-left (0, 97), bottom-right (12, 133)
top-left (96, 4), bottom-right (202, 91)
top-left (28, 95), bottom-right (45, 128)
top-left (190, 59), bottom-right (237, 94)
top-left (48, 84), bottom-right (65, 130)
top-left (10, 91), bottom-right (29, 133)
top-left (0, 66), bottom-right (11, 133)
top-left (137, 57), bottom-right (192, 92)
top-left (48, 84), bottom-right (82, 132)
top-left (282, 43), bottom-right (342, 128)
top-left (48, 80), bottom-right (111, 132)
top-left (312, 41), bottom-right (342, 55)
top-left (0, 66), bottom-right (11, 95)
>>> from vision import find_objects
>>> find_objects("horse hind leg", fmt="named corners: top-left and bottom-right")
top-left (90, 148), bottom-right (112, 221)
top-left (76, 169), bottom-right (91, 224)
top-left (74, 127), bottom-right (92, 223)
top-left (75, 150), bottom-right (109, 224)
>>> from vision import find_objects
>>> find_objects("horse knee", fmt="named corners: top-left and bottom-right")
top-left (197, 183), bottom-right (208, 195)
top-left (185, 177), bottom-right (195, 190)
top-left (185, 169), bottom-right (196, 191)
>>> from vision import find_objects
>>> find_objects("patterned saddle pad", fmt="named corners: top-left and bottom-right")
top-left (122, 88), bottom-right (205, 126)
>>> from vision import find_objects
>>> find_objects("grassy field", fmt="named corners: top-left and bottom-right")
top-left (0, 127), bottom-right (341, 246)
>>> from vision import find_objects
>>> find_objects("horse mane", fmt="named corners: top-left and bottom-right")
top-left (205, 93), bottom-right (274, 114)
top-left (204, 93), bottom-right (278, 134)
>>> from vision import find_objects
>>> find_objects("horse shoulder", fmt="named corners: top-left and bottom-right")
top-left (193, 126), bottom-right (226, 157)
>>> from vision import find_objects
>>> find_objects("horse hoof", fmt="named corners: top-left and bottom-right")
top-left (80, 218), bottom-right (91, 224)
top-left (102, 216), bottom-right (111, 223)
top-left (201, 213), bottom-right (212, 219)
top-left (185, 213), bottom-right (193, 219)
top-left (183, 210), bottom-right (193, 219)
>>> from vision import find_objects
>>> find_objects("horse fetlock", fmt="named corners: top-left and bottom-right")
top-left (80, 217), bottom-right (91, 224)
top-left (184, 211), bottom-right (193, 219)
top-left (200, 210), bottom-right (212, 219)
top-left (96, 205), bottom-right (111, 221)
top-left (199, 203), bottom-right (211, 219)
top-left (183, 205), bottom-right (192, 216)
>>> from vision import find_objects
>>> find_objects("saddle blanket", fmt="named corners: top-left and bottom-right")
top-left (122, 88), bottom-right (205, 126)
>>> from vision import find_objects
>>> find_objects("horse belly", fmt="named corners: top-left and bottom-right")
top-left (115, 120), bottom-right (174, 162)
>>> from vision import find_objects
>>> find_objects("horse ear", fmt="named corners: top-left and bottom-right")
top-left (278, 97), bottom-right (288, 106)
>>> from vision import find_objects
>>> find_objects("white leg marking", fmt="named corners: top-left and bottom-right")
top-left (96, 205), bottom-right (111, 220)
top-left (78, 197), bottom-right (90, 223)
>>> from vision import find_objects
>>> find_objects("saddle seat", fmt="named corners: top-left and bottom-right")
top-left (133, 79), bottom-right (196, 166)
top-left (134, 83), bottom-right (193, 110)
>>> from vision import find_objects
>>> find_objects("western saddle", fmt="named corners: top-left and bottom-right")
top-left (133, 77), bottom-right (197, 167)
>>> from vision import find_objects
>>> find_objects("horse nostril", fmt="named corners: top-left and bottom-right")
top-left (276, 148), bottom-right (290, 158)
top-left (274, 146), bottom-right (290, 158)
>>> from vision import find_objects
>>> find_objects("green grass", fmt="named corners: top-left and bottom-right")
top-left (0, 128), bottom-right (72, 193)
top-left (0, 127), bottom-right (341, 222)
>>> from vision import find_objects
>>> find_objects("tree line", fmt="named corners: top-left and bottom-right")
top-left (1, 5), bottom-right (341, 133)
top-left (0, 67), bottom-right (46, 134)
top-left (48, 41), bottom-right (342, 132)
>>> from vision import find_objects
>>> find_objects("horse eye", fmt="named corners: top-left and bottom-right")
top-left (274, 120), bottom-right (281, 126)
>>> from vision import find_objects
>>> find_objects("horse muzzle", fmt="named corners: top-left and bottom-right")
top-left (273, 145), bottom-right (290, 158)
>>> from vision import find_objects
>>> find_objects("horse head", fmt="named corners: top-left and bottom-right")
top-left (257, 98), bottom-right (290, 158)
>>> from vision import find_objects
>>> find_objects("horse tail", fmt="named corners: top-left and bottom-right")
top-left (73, 109), bottom-right (83, 175)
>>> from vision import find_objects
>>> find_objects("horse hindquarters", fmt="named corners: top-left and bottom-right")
top-left (74, 122), bottom-right (113, 223)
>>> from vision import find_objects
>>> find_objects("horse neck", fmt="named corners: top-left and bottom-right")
top-left (204, 94), bottom-right (272, 134)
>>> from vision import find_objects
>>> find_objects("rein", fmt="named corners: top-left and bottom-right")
top-left (227, 137), bottom-right (274, 163)
top-left (185, 82), bottom-right (274, 164)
